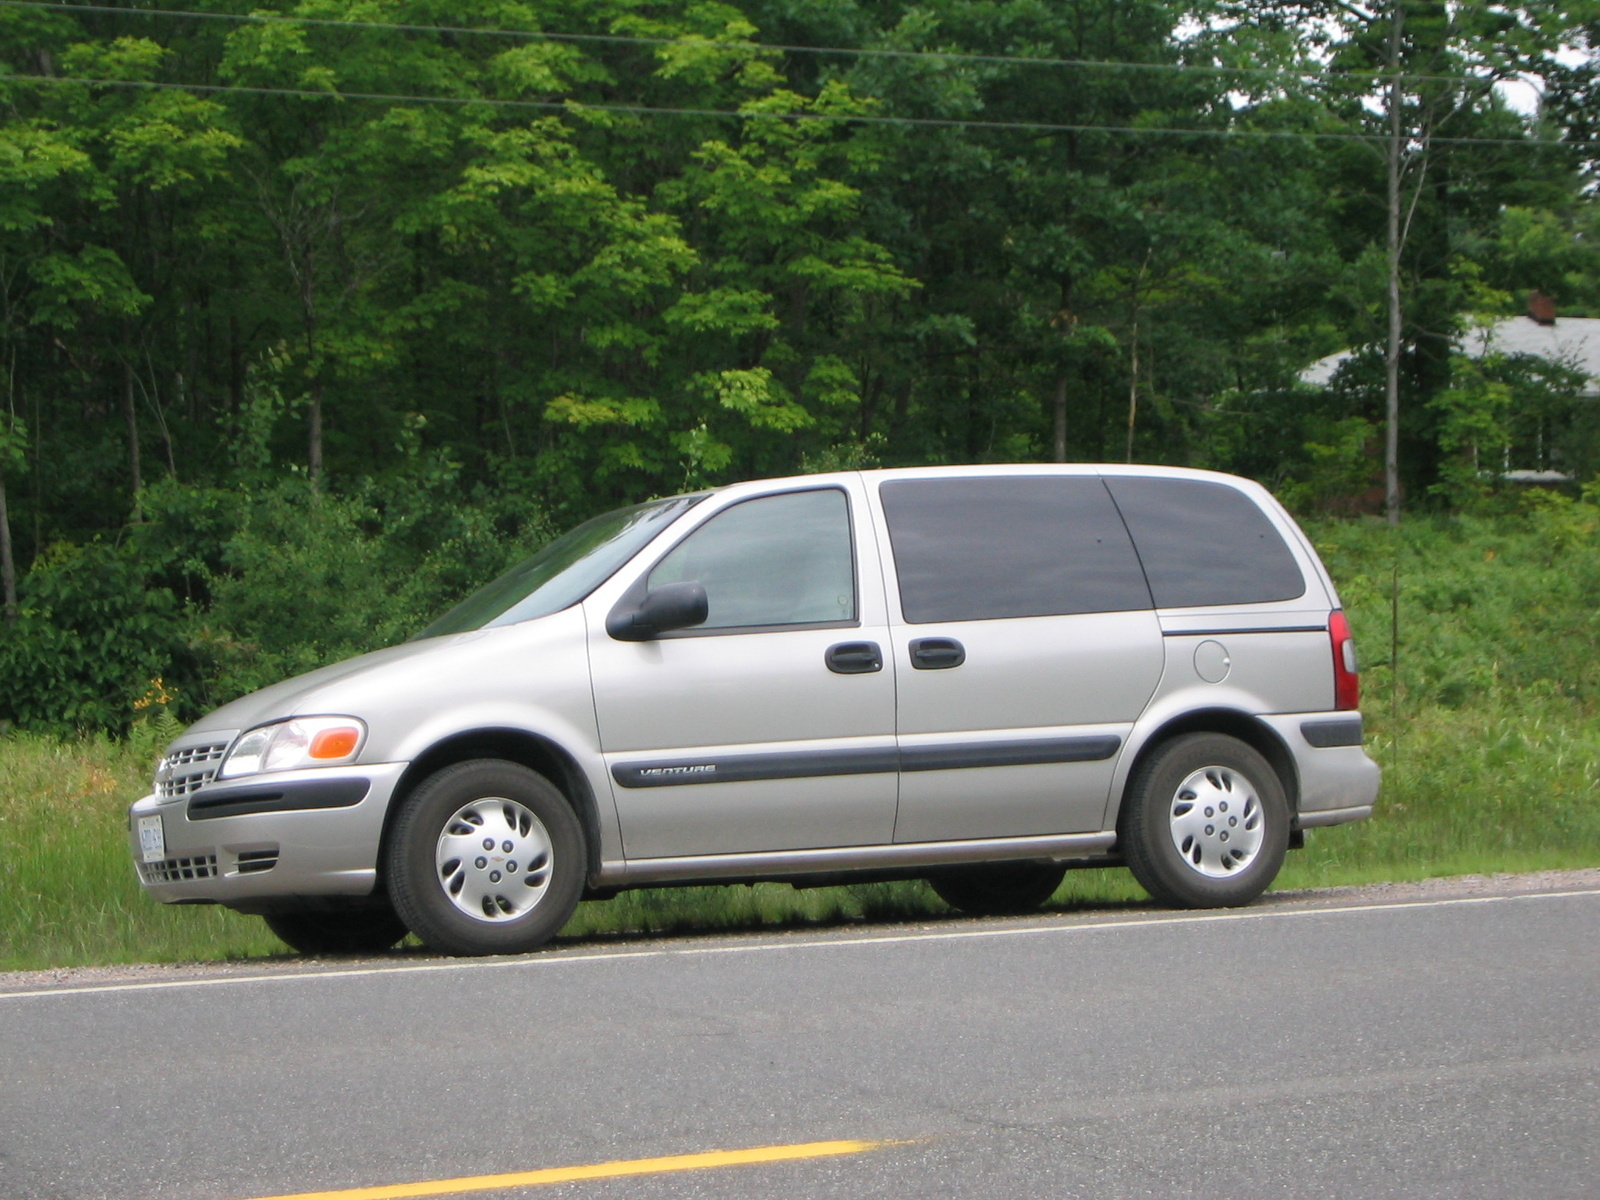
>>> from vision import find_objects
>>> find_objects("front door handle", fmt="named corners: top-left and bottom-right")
top-left (909, 637), bottom-right (966, 670)
top-left (825, 641), bottom-right (883, 674)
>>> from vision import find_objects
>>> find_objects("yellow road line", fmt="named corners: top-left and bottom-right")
top-left (235, 1138), bottom-right (894, 1200)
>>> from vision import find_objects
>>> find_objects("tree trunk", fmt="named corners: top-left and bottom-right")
top-left (159, 371), bottom-right (178, 477)
top-left (1125, 323), bottom-right (1140, 464)
top-left (888, 378), bottom-right (913, 447)
top-left (302, 302), bottom-right (322, 487)
top-left (1125, 252), bottom-right (1150, 465)
top-left (308, 378), bottom-right (324, 486)
top-left (1052, 371), bottom-right (1068, 463)
top-left (123, 357), bottom-right (142, 518)
top-left (0, 465), bottom-right (16, 625)
top-left (1384, 0), bottom-right (1405, 526)
top-left (29, 388), bottom-right (40, 553)
top-left (228, 311), bottom-right (243, 413)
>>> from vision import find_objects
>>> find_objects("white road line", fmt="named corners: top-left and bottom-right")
top-left (3, 887), bottom-right (1596, 1002)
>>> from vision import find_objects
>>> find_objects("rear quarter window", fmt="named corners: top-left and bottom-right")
top-left (1103, 476), bottom-right (1305, 607)
top-left (879, 476), bottom-right (1152, 623)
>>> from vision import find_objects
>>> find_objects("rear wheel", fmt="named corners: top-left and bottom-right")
top-left (1120, 732), bottom-right (1289, 908)
top-left (928, 862), bottom-right (1066, 916)
top-left (386, 759), bottom-right (586, 956)
top-left (263, 908), bottom-right (409, 956)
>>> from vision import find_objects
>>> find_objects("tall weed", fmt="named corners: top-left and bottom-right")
top-left (0, 733), bottom-right (278, 969)
top-left (1291, 507), bottom-right (1600, 880)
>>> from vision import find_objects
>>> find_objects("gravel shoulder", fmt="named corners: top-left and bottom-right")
top-left (4, 867), bottom-right (1597, 996)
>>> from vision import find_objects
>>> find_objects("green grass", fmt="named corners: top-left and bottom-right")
top-left (0, 734), bottom-right (282, 969)
top-left (1281, 698), bottom-right (1600, 888)
top-left (0, 729), bottom-right (1147, 970)
top-left (4, 510), bottom-right (1600, 971)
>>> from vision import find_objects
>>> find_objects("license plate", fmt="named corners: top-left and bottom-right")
top-left (138, 815), bottom-right (166, 864)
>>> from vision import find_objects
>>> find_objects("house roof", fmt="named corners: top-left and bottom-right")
top-left (1300, 314), bottom-right (1600, 393)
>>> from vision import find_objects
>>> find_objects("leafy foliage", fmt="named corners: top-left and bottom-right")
top-left (0, 0), bottom-right (1596, 729)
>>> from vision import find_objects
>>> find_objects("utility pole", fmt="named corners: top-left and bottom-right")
top-left (1384, 0), bottom-right (1405, 526)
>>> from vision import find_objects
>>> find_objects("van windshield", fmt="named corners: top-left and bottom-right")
top-left (415, 494), bottom-right (705, 638)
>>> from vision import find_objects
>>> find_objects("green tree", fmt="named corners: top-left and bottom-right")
top-left (1219, 0), bottom-right (1589, 517)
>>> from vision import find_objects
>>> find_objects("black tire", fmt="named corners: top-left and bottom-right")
top-left (263, 908), bottom-right (410, 956)
top-left (928, 862), bottom-right (1067, 916)
top-left (385, 759), bottom-right (586, 957)
top-left (1120, 732), bottom-right (1289, 908)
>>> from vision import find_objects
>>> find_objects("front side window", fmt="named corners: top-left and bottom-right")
top-left (880, 476), bottom-right (1153, 623)
top-left (648, 489), bottom-right (856, 630)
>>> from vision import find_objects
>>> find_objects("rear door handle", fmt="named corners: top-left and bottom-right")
top-left (909, 637), bottom-right (966, 670)
top-left (825, 641), bottom-right (883, 674)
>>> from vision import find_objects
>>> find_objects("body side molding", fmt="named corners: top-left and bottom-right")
top-left (611, 735), bottom-right (1122, 789)
top-left (1299, 716), bottom-right (1364, 748)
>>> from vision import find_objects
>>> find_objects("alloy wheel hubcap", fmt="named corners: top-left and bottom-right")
top-left (435, 797), bottom-right (553, 922)
top-left (1167, 766), bottom-right (1264, 877)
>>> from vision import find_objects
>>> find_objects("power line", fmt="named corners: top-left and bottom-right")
top-left (6, 71), bottom-right (1586, 151)
top-left (0, 0), bottom-right (1564, 91)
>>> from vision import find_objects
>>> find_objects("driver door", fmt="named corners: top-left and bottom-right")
top-left (585, 482), bottom-right (899, 860)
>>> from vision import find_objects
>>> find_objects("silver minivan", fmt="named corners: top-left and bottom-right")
top-left (128, 465), bottom-right (1379, 956)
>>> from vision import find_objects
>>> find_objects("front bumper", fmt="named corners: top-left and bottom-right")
top-left (126, 762), bottom-right (406, 911)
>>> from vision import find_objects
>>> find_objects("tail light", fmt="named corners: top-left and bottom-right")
top-left (1329, 610), bottom-right (1360, 711)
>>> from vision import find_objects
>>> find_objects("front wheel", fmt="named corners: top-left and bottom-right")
top-left (1119, 733), bottom-right (1289, 909)
top-left (385, 760), bottom-right (586, 956)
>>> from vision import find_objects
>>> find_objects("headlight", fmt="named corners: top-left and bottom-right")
top-left (219, 717), bottom-right (367, 779)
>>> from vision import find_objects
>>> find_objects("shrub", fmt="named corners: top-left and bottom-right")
top-left (0, 461), bottom-right (553, 731)
top-left (0, 539), bottom-right (189, 735)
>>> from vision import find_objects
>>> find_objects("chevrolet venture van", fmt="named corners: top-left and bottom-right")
top-left (129, 465), bottom-right (1379, 956)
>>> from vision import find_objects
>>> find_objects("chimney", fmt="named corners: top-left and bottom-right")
top-left (1528, 291), bottom-right (1557, 326)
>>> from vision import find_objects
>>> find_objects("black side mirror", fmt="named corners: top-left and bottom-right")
top-left (606, 581), bottom-right (709, 641)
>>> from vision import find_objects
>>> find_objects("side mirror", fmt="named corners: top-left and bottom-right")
top-left (606, 581), bottom-right (709, 641)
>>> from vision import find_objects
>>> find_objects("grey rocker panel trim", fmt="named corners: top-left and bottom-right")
top-left (1296, 804), bottom-right (1374, 829)
top-left (1299, 716), bottom-right (1364, 748)
top-left (597, 830), bottom-right (1121, 887)
top-left (610, 734), bottom-right (1123, 789)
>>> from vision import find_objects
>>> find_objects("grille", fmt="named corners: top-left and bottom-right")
top-left (155, 741), bottom-right (229, 799)
top-left (137, 854), bottom-right (219, 885)
top-left (235, 849), bottom-right (279, 875)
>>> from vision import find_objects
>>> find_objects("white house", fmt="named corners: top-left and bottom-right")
top-left (1300, 311), bottom-right (1600, 395)
top-left (1299, 300), bottom-right (1600, 482)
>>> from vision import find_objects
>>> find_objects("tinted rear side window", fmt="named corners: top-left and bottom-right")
top-left (1104, 477), bottom-right (1305, 608)
top-left (880, 477), bottom-right (1152, 623)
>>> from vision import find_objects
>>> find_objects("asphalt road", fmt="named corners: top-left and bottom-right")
top-left (2, 877), bottom-right (1597, 1200)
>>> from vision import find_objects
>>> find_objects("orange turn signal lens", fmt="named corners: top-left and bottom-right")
top-left (309, 726), bottom-right (361, 759)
